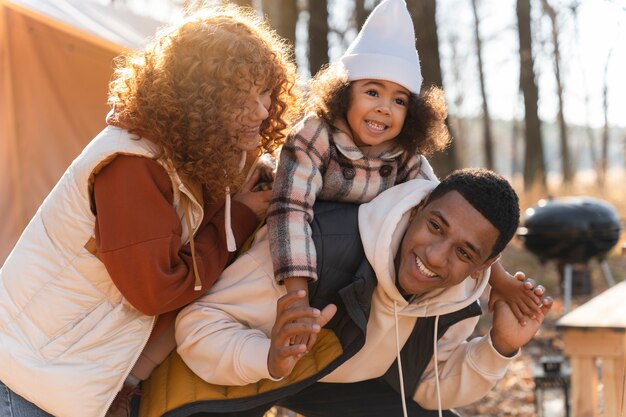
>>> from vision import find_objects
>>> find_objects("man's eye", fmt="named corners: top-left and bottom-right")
top-left (428, 220), bottom-right (441, 232)
top-left (458, 248), bottom-right (471, 260)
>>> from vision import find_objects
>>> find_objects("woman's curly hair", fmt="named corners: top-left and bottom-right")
top-left (107, 5), bottom-right (300, 198)
top-left (307, 63), bottom-right (450, 157)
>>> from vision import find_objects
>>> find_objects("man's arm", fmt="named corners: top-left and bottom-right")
top-left (175, 238), bottom-right (284, 386)
top-left (413, 296), bottom-right (553, 409)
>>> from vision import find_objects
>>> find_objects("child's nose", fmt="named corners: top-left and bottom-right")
top-left (375, 104), bottom-right (391, 115)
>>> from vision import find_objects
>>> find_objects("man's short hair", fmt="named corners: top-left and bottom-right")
top-left (426, 168), bottom-right (520, 259)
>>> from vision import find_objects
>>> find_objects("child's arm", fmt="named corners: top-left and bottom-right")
top-left (488, 261), bottom-right (544, 325)
top-left (282, 277), bottom-right (319, 350)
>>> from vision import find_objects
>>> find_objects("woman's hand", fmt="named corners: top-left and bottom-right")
top-left (232, 168), bottom-right (273, 219)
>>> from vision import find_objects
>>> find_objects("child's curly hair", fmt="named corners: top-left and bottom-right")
top-left (307, 63), bottom-right (450, 157)
top-left (107, 5), bottom-right (300, 198)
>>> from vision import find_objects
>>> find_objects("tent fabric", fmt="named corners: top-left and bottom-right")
top-left (0, 0), bottom-right (163, 263)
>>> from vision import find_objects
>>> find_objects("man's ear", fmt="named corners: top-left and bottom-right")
top-left (470, 254), bottom-right (501, 279)
top-left (408, 200), bottom-right (425, 222)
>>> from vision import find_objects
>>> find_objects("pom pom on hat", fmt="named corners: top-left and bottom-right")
top-left (339, 0), bottom-right (422, 94)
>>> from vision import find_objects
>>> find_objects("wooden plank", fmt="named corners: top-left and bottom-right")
top-left (570, 356), bottom-right (599, 417)
top-left (562, 330), bottom-right (626, 357)
top-left (557, 281), bottom-right (626, 330)
top-left (602, 357), bottom-right (626, 417)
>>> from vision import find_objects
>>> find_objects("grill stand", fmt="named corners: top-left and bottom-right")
top-left (562, 259), bottom-right (615, 313)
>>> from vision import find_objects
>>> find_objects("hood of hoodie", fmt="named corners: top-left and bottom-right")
top-left (358, 169), bottom-right (491, 318)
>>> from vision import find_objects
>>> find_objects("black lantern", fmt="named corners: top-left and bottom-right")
top-left (533, 355), bottom-right (571, 417)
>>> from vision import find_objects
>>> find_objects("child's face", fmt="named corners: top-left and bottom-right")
top-left (346, 79), bottom-right (409, 148)
top-left (395, 191), bottom-right (499, 297)
top-left (235, 85), bottom-right (272, 152)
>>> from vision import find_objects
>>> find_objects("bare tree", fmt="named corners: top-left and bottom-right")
top-left (540, 0), bottom-right (572, 184)
top-left (354, 0), bottom-right (368, 29)
top-left (230, 0), bottom-right (253, 7)
top-left (517, 0), bottom-right (546, 191)
top-left (470, 0), bottom-right (494, 170)
top-left (308, 0), bottom-right (329, 76)
top-left (408, 0), bottom-right (458, 176)
top-left (569, 1), bottom-right (600, 183)
top-left (262, 0), bottom-right (298, 48)
top-left (599, 48), bottom-right (613, 187)
top-left (447, 31), bottom-right (466, 168)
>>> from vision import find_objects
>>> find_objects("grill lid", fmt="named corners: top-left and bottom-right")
top-left (518, 196), bottom-right (620, 238)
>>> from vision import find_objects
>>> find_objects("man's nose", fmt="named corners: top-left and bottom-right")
top-left (425, 241), bottom-right (449, 268)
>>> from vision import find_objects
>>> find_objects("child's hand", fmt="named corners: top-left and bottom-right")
top-left (488, 270), bottom-right (543, 326)
top-left (288, 297), bottom-right (318, 351)
top-left (267, 290), bottom-right (336, 379)
top-left (282, 276), bottom-right (317, 351)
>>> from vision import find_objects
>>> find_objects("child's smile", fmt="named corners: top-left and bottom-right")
top-left (346, 79), bottom-right (409, 148)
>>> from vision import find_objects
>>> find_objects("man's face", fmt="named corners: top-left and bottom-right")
top-left (396, 190), bottom-right (500, 296)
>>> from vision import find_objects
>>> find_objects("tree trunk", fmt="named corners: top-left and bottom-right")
top-left (600, 49), bottom-right (612, 187)
top-left (447, 32), bottom-right (466, 167)
top-left (408, 0), bottom-right (457, 176)
top-left (354, 0), bottom-right (367, 29)
top-left (230, 0), bottom-right (253, 7)
top-left (471, 0), bottom-right (494, 170)
top-left (308, 0), bottom-right (329, 76)
top-left (517, 0), bottom-right (546, 191)
top-left (541, 0), bottom-right (571, 184)
top-left (262, 0), bottom-right (298, 48)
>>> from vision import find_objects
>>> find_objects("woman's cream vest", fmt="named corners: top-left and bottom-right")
top-left (0, 126), bottom-right (204, 417)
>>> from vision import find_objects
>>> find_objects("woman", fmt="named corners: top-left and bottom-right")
top-left (0, 5), bottom-right (299, 417)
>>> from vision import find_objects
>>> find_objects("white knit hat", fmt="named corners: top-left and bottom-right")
top-left (339, 0), bottom-right (422, 94)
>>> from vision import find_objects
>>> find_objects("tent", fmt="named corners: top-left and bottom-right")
top-left (0, 0), bottom-right (163, 263)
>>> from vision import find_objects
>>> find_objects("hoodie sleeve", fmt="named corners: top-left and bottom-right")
top-left (412, 317), bottom-right (517, 409)
top-left (175, 234), bottom-right (284, 385)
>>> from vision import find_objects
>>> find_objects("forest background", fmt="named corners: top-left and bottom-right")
top-left (105, 0), bottom-right (626, 194)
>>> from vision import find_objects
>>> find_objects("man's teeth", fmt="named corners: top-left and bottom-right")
top-left (415, 256), bottom-right (436, 277)
top-left (366, 120), bottom-right (386, 131)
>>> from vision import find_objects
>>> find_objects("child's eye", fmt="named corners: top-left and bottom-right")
top-left (365, 89), bottom-right (378, 97)
top-left (394, 97), bottom-right (407, 106)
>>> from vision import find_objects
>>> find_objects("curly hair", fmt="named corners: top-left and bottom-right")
top-left (307, 63), bottom-right (450, 158)
top-left (427, 168), bottom-right (520, 259)
top-left (107, 5), bottom-right (300, 198)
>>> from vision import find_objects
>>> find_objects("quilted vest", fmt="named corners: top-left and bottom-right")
top-left (0, 126), bottom-right (204, 417)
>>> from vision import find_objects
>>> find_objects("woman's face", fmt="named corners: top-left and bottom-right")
top-left (235, 85), bottom-right (271, 152)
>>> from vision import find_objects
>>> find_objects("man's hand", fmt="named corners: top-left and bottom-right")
top-left (267, 290), bottom-right (337, 379)
top-left (490, 295), bottom-right (553, 357)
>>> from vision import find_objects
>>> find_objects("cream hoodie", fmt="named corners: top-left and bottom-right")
top-left (175, 178), bottom-right (517, 411)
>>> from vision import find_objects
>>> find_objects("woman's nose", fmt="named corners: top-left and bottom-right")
top-left (248, 99), bottom-right (269, 122)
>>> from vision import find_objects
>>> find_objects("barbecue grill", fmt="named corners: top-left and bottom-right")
top-left (517, 196), bottom-right (622, 311)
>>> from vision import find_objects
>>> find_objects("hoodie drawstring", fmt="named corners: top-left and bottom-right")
top-left (393, 301), bottom-right (409, 417)
top-left (224, 186), bottom-right (236, 252)
top-left (433, 314), bottom-right (443, 417)
top-left (183, 201), bottom-right (202, 291)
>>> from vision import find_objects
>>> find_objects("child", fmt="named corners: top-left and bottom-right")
top-left (267, 0), bottom-right (540, 350)
top-left (0, 6), bottom-right (299, 417)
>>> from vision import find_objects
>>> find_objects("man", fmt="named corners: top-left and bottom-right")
top-left (138, 168), bottom-right (552, 417)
